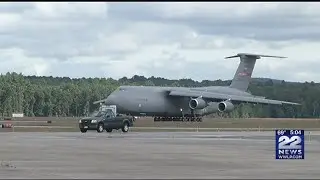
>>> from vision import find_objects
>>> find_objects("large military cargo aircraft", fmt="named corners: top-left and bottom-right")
top-left (94, 53), bottom-right (300, 122)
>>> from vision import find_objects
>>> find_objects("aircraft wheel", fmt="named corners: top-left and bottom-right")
top-left (97, 123), bottom-right (104, 133)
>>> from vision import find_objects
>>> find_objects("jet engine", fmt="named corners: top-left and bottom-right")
top-left (217, 101), bottom-right (235, 112)
top-left (189, 97), bottom-right (207, 109)
top-left (196, 102), bottom-right (219, 116)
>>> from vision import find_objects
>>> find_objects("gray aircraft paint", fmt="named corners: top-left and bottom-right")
top-left (94, 53), bottom-right (299, 117)
top-left (227, 53), bottom-right (286, 91)
top-left (229, 54), bottom-right (257, 91)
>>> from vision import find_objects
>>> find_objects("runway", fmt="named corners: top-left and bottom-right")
top-left (0, 131), bottom-right (320, 179)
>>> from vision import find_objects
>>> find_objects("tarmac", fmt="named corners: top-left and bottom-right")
top-left (0, 131), bottom-right (320, 179)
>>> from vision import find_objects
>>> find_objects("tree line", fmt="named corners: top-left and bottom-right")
top-left (0, 72), bottom-right (319, 118)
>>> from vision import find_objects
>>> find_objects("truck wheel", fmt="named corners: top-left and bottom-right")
top-left (97, 123), bottom-right (104, 133)
top-left (121, 122), bottom-right (129, 133)
top-left (80, 129), bottom-right (87, 133)
top-left (106, 129), bottom-right (112, 133)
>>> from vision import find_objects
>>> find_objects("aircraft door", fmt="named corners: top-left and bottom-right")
top-left (137, 97), bottom-right (148, 114)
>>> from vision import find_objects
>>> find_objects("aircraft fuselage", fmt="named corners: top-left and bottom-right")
top-left (96, 53), bottom-right (299, 120)
top-left (105, 85), bottom-right (252, 117)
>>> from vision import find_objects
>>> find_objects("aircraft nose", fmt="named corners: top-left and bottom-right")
top-left (105, 93), bottom-right (116, 105)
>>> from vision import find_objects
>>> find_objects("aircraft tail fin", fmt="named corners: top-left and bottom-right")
top-left (225, 53), bottom-right (286, 92)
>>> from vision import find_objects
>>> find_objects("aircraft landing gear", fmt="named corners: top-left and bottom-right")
top-left (153, 116), bottom-right (202, 122)
top-left (153, 117), bottom-right (161, 121)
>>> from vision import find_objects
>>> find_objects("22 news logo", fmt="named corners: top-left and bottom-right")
top-left (275, 129), bottom-right (304, 160)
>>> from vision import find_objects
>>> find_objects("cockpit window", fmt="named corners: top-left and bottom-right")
top-left (114, 87), bottom-right (123, 91)
top-left (118, 87), bottom-right (126, 91)
top-left (114, 86), bottom-right (129, 92)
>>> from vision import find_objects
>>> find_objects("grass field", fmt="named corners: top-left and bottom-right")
top-left (1, 116), bottom-right (320, 132)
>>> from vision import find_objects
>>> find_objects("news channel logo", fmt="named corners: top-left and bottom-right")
top-left (275, 129), bottom-right (304, 160)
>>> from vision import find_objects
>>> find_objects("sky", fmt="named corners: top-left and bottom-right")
top-left (0, 2), bottom-right (319, 82)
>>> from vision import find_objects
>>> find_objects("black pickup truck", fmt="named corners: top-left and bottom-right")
top-left (78, 109), bottom-right (134, 133)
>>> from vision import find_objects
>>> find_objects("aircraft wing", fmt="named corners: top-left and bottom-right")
top-left (168, 90), bottom-right (300, 105)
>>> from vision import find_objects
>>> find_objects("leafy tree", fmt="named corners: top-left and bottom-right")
top-left (0, 72), bottom-right (319, 118)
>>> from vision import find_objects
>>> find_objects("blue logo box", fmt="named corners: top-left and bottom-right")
top-left (275, 129), bottom-right (304, 159)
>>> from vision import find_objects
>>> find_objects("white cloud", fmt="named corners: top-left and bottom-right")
top-left (0, 2), bottom-right (320, 83)
top-left (0, 48), bottom-right (51, 76)
top-left (32, 2), bottom-right (108, 19)
top-left (0, 13), bottom-right (21, 27)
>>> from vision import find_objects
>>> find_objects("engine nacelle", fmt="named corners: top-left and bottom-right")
top-left (189, 97), bottom-right (207, 109)
top-left (195, 102), bottom-right (219, 116)
top-left (218, 101), bottom-right (235, 112)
